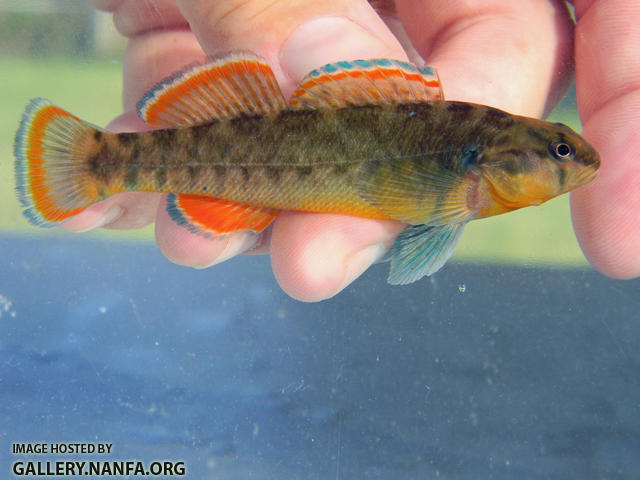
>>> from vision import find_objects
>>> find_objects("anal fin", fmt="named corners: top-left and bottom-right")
top-left (167, 194), bottom-right (278, 237)
top-left (386, 222), bottom-right (466, 285)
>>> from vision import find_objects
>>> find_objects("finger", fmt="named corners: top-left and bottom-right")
top-left (155, 202), bottom-right (263, 268)
top-left (570, 0), bottom-right (640, 278)
top-left (175, 0), bottom-right (405, 95)
top-left (271, 213), bottom-right (403, 302)
top-left (90, 0), bottom-right (187, 38)
top-left (397, 0), bottom-right (574, 116)
top-left (172, 0), bottom-right (409, 300)
top-left (88, 0), bottom-right (123, 12)
top-left (121, 28), bottom-right (207, 109)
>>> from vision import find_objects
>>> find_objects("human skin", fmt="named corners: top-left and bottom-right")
top-left (78, 0), bottom-right (637, 302)
top-left (569, 1), bottom-right (640, 280)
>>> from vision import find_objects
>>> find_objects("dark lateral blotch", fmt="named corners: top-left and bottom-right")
top-left (155, 167), bottom-right (167, 188)
top-left (483, 108), bottom-right (511, 123)
top-left (117, 132), bottom-right (137, 144)
top-left (187, 165), bottom-right (201, 181)
top-left (87, 154), bottom-right (100, 174)
top-left (296, 166), bottom-right (312, 178)
top-left (87, 144), bottom-right (113, 182)
top-left (124, 164), bottom-right (139, 188)
top-left (447, 102), bottom-right (473, 116)
top-left (214, 165), bottom-right (226, 179)
top-left (333, 163), bottom-right (349, 176)
top-left (265, 166), bottom-right (281, 182)
top-left (155, 129), bottom-right (176, 147)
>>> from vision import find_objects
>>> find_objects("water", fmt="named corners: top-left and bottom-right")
top-left (1, 237), bottom-right (639, 479)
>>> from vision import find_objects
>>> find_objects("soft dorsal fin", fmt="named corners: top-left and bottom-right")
top-left (289, 58), bottom-right (443, 109)
top-left (137, 52), bottom-right (287, 127)
top-left (166, 193), bottom-right (278, 237)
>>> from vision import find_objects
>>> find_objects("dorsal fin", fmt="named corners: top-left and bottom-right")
top-left (137, 52), bottom-right (287, 127)
top-left (289, 58), bottom-right (443, 109)
top-left (166, 194), bottom-right (278, 237)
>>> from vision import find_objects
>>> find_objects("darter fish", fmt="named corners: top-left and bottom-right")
top-left (14, 53), bottom-right (600, 284)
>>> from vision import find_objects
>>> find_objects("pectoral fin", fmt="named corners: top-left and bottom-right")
top-left (386, 222), bottom-right (465, 285)
top-left (354, 155), bottom-right (471, 225)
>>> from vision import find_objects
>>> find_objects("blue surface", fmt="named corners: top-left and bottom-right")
top-left (1, 235), bottom-right (639, 479)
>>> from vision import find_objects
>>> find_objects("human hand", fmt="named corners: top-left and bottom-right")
top-left (569, 0), bottom-right (640, 279)
top-left (82, 0), bottom-right (573, 301)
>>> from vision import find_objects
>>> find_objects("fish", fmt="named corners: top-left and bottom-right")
top-left (13, 52), bottom-right (600, 285)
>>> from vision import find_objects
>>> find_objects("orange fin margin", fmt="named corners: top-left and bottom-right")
top-left (137, 52), bottom-right (287, 127)
top-left (167, 194), bottom-right (278, 237)
top-left (289, 58), bottom-right (443, 109)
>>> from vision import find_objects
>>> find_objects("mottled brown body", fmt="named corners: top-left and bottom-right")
top-left (84, 101), bottom-right (535, 223)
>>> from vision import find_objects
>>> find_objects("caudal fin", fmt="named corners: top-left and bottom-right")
top-left (14, 98), bottom-right (103, 226)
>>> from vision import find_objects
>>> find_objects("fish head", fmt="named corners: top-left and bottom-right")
top-left (475, 117), bottom-right (600, 216)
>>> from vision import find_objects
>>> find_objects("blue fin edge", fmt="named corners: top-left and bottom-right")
top-left (166, 193), bottom-right (213, 239)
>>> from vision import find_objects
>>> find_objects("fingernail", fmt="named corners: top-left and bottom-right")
top-left (68, 205), bottom-right (125, 232)
top-left (94, 205), bottom-right (125, 229)
top-left (281, 17), bottom-right (395, 81)
top-left (193, 231), bottom-right (261, 269)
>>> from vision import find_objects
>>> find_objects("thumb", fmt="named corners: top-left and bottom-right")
top-left (175, 0), bottom-right (408, 94)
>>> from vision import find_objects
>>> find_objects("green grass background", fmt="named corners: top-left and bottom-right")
top-left (0, 57), bottom-right (588, 266)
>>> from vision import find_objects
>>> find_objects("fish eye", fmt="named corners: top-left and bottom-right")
top-left (549, 140), bottom-right (574, 161)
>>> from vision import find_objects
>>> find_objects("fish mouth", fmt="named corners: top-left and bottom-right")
top-left (568, 165), bottom-right (599, 191)
top-left (572, 148), bottom-right (601, 187)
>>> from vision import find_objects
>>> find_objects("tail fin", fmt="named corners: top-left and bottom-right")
top-left (14, 98), bottom-right (104, 226)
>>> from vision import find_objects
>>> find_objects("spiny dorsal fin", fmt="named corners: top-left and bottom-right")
top-left (167, 193), bottom-right (278, 237)
top-left (137, 52), bottom-right (287, 127)
top-left (289, 58), bottom-right (443, 109)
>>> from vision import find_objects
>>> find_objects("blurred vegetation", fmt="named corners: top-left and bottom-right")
top-left (0, 2), bottom-right (591, 267)
top-left (0, 1), bottom-right (125, 59)
top-left (0, 7), bottom-right (92, 57)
